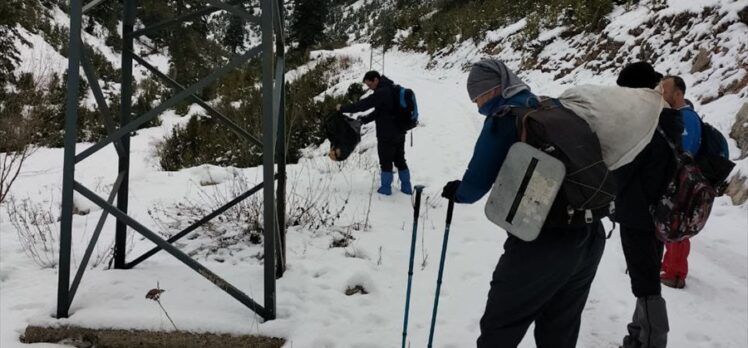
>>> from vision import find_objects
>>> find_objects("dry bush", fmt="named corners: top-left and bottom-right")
top-left (6, 184), bottom-right (135, 269)
top-left (148, 161), bottom-right (369, 258)
top-left (0, 72), bottom-right (42, 204)
top-left (0, 150), bottom-right (33, 204)
top-left (6, 197), bottom-right (59, 268)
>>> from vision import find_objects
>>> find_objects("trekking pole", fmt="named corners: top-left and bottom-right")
top-left (402, 185), bottom-right (425, 348)
top-left (427, 199), bottom-right (455, 348)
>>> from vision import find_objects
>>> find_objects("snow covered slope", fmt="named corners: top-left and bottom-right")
top-left (1, 1), bottom-right (747, 348)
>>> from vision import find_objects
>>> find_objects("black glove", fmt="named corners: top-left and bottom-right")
top-left (442, 180), bottom-right (461, 200)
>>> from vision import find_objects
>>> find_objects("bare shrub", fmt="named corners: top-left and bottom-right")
top-left (6, 197), bottom-right (59, 268)
top-left (148, 161), bottom-right (366, 258)
top-left (6, 182), bottom-right (134, 270)
top-left (0, 71), bottom-right (42, 204)
top-left (0, 149), bottom-right (33, 204)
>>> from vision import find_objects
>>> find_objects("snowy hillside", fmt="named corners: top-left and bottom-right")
top-left (1, 1), bottom-right (748, 347)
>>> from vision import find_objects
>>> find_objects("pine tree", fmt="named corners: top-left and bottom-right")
top-left (223, 15), bottom-right (245, 53)
top-left (0, 26), bottom-right (20, 87)
top-left (372, 10), bottom-right (396, 51)
top-left (290, 0), bottom-right (329, 52)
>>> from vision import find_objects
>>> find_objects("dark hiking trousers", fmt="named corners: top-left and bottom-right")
top-left (377, 135), bottom-right (408, 172)
top-left (620, 225), bottom-right (664, 298)
top-left (477, 222), bottom-right (606, 348)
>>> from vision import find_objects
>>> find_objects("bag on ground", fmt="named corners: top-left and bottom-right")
top-left (324, 112), bottom-right (361, 161)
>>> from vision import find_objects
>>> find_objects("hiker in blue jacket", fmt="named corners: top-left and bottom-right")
top-left (442, 59), bottom-right (605, 348)
top-left (659, 75), bottom-right (702, 289)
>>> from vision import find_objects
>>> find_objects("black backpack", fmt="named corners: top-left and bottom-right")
top-left (695, 119), bottom-right (735, 194)
top-left (510, 98), bottom-right (617, 225)
top-left (323, 112), bottom-right (361, 161)
top-left (392, 85), bottom-right (419, 132)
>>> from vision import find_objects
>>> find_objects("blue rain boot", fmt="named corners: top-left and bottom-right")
top-left (399, 169), bottom-right (413, 195)
top-left (377, 171), bottom-right (393, 195)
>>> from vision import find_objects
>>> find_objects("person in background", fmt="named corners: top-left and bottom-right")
top-left (339, 71), bottom-right (413, 195)
top-left (614, 61), bottom-right (682, 348)
top-left (659, 75), bottom-right (702, 289)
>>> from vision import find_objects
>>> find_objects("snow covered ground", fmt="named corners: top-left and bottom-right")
top-left (2, 2), bottom-right (748, 347)
top-left (2, 43), bottom-right (747, 347)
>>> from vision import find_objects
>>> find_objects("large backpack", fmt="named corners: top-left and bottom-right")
top-left (651, 119), bottom-right (735, 242)
top-left (392, 85), bottom-right (419, 132)
top-left (651, 128), bottom-right (714, 242)
top-left (510, 98), bottom-right (617, 225)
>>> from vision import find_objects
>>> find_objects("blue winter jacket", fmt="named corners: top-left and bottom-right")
top-left (455, 90), bottom-right (539, 203)
top-left (679, 105), bottom-right (701, 155)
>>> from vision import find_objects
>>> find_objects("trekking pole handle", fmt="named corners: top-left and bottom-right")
top-left (446, 199), bottom-right (455, 225)
top-left (413, 185), bottom-right (425, 219)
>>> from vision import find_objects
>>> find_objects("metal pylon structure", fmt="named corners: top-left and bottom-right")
top-left (370, 45), bottom-right (385, 74)
top-left (58, 0), bottom-right (286, 321)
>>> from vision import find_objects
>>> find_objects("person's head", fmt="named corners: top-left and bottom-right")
top-left (466, 59), bottom-right (530, 109)
top-left (363, 71), bottom-right (381, 90)
top-left (660, 75), bottom-right (687, 108)
top-left (616, 61), bottom-right (663, 89)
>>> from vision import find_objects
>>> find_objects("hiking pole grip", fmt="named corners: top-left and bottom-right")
top-left (402, 185), bottom-right (425, 348)
top-left (413, 185), bottom-right (425, 220)
top-left (428, 199), bottom-right (455, 348)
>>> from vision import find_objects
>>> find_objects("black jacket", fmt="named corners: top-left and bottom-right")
top-left (341, 76), bottom-right (403, 140)
top-left (613, 108), bottom-right (683, 230)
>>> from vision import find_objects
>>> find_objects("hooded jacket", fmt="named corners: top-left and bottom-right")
top-left (340, 76), bottom-right (403, 140)
top-left (456, 89), bottom-right (604, 226)
top-left (455, 90), bottom-right (538, 203)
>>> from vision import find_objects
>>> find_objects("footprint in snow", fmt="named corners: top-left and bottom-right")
top-left (461, 271), bottom-right (482, 280)
top-left (685, 332), bottom-right (712, 343)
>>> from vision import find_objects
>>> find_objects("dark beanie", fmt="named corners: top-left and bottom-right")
top-left (616, 62), bottom-right (663, 89)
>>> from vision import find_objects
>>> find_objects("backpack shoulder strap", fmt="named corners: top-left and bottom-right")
top-left (656, 126), bottom-right (684, 164)
top-left (390, 84), bottom-right (401, 107)
top-left (510, 106), bottom-right (539, 142)
top-left (511, 96), bottom-right (554, 142)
